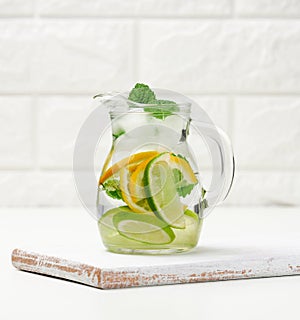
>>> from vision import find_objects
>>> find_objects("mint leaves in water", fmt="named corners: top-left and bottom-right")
top-left (172, 168), bottom-right (197, 197)
top-left (128, 83), bottom-right (179, 120)
top-left (102, 179), bottom-right (123, 200)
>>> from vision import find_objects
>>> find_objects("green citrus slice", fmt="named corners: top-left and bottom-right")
top-left (113, 210), bottom-right (175, 245)
top-left (184, 209), bottom-right (199, 223)
top-left (144, 153), bottom-right (185, 229)
top-left (98, 206), bottom-right (132, 229)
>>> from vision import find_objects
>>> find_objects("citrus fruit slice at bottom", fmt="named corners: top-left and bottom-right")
top-left (113, 211), bottom-right (175, 245)
top-left (98, 206), bottom-right (132, 229)
top-left (144, 153), bottom-right (185, 229)
top-left (184, 209), bottom-right (200, 224)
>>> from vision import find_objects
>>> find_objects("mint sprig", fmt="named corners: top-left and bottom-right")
top-left (128, 83), bottom-right (178, 120)
top-left (102, 179), bottom-right (123, 200)
top-left (128, 83), bottom-right (156, 104)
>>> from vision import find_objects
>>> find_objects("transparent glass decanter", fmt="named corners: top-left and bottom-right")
top-left (93, 89), bottom-right (235, 254)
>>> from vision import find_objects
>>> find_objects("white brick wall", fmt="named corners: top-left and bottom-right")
top-left (0, 0), bottom-right (35, 16)
top-left (235, 0), bottom-right (300, 17)
top-left (139, 20), bottom-right (300, 93)
top-left (36, 0), bottom-right (232, 17)
top-left (0, 97), bottom-right (33, 167)
top-left (0, 0), bottom-right (299, 207)
top-left (37, 96), bottom-right (91, 168)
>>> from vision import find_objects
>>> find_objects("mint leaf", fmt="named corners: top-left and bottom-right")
top-left (128, 83), bottom-right (178, 120)
top-left (102, 179), bottom-right (122, 200)
top-left (172, 168), bottom-right (183, 184)
top-left (143, 107), bottom-right (170, 120)
top-left (128, 83), bottom-right (156, 104)
top-left (171, 156), bottom-right (197, 197)
top-left (176, 183), bottom-right (196, 197)
top-left (156, 100), bottom-right (178, 111)
top-left (112, 129), bottom-right (125, 140)
top-left (144, 100), bottom-right (178, 120)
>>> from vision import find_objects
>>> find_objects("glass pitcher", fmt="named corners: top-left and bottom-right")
top-left (73, 89), bottom-right (234, 254)
top-left (74, 88), bottom-right (234, 255)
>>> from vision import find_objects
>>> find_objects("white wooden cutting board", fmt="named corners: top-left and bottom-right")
top-left (12, 243), bottom-right (300, 289)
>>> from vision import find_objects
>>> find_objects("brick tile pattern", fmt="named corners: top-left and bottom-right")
top-left (0, 1), bottom-right (299, 206)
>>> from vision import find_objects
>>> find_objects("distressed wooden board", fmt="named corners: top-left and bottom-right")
top-left (12, 248), bottom-right (300, 289)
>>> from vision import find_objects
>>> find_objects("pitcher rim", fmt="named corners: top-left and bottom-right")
top-left (108, 100), bottom-right (192, 116)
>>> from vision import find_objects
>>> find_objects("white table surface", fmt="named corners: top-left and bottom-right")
top-left (1, 206), bottom-right (300, 320)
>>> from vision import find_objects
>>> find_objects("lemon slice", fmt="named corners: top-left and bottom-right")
top-left (128, 155), bottom-right (157, 202)
top-left (129, 153), bottom-right (197, 201)
top-left (99, 151), bottom-right (159, 185)
top-left (120, 166), bottom-right (151, 213)
top-left (113, 210), bottom-right (175, 245)
top-left (169, 154), bottom-right (198, 185)
top-left (144, 153), bottom-right (185, 229)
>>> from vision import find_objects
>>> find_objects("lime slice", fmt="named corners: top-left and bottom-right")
top-left (170, 209), bottom-right (202, 248)
top-left (98, 207), bottom-right (146, 247)
top-left (184, 209), bottom-right (199, 223)
top-left (98, 207), bottom-right (125, 246)
top-left (98, 206), bottom-right (132, 229)
top-left (144, 153), bottom-right (185, 229)
top-left (113, 211), bottom-right (175, 245)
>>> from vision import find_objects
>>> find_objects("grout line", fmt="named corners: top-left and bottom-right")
top-left (0, 93), bottom-right (94, 97)
top-left (227, 95), bottom-right (235, 141)
top-left (33, 0), bottom-right (39, 19)
top-left (0, 15), bottom-right (35, 19)
top-left (1, 92), bottom-right (300, 97)
top-left (232, 167), bottom-right (300, 172)
top-left (31, 94), bottom-right (39, 172)
top-left (19, 15), bottom-right (235, 20)
top-left (231, 0), bottom-right (236, 19)
top-left (0, 168), bottom-right (73, 172)
top-left (234, 14), bottom-right (300, 19)
top-left (132, 18), bottom-right (140, 82)
top-left (0, 167), bottom-right (299, 172)
top-left (193, 167), bottom-right (300, 172)
top-left (0, 16), bottom-right (41, 20)
top-left (0, 205), bottom-right (81, 208)
top-left (0, 167), bottom-right (35, 171)
top-left (34, 167), bottom-right (76, 171)
top-left (1, 15), bottom-right (300, 20)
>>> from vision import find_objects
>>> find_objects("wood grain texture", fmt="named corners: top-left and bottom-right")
top-left (11, 248), bottom-right (300, 289)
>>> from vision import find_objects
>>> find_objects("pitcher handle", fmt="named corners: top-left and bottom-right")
top-left (190, 120), bottom-right (235, 212)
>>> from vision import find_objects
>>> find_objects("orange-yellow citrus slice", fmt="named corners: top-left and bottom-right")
top-left (169, 154), bottom-right (198, 185)
top-left (99, 151), bottom-right (159, 185)
top-left (119, 166), bottom-right (151, 213)
top-left (129, 155), bottom-right (158, 202)
top-left (129, 152), bottom-right (198, 204)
